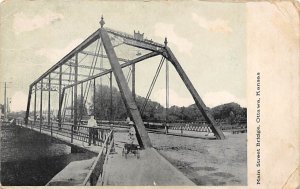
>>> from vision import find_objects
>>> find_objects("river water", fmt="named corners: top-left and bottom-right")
top-left (0, 123), bottom-right (95, 186)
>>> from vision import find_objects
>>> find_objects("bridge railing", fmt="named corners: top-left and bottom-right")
top-left (15, 119), bottom-right (112, 146)
top-left (79, 120), bottom-right (130, 130)
top-left (143, 121), bottom-right (212, 134)
top-left (143, 121), bottom-right (247, 135)
top-left (82, 129), bottom-right (114, 186)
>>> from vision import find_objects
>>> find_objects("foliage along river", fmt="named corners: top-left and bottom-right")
top-left (0, 122), bottom-right (95, 186)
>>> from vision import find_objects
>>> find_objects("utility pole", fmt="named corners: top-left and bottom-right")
top-left (2, 82), bottom-right (12, 120)
top-left (4, 82), bottom-right (7, 120)
top-left (7, 97), bottom-right (11, 114)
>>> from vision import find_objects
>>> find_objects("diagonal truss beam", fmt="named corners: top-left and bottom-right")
top-left (163, 47), bottom-right (225, 140)
top-left (100, 28), bottom-right (152, 148)
top-left (25, 86), bottom-right (33, 124)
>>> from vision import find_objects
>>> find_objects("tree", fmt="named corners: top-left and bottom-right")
top-left (89, 84), bottom-right (247, 123)
top-left (0, 104), bottom-right (4, 115)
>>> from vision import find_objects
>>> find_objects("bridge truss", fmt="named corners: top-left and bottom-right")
top-left (25, 17), bottom-right (225, 148)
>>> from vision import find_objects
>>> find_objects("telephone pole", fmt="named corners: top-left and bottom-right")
top-left (4, 82), bottom-right (7, 120)
top-left (1, 82), bottom-right (12, 120)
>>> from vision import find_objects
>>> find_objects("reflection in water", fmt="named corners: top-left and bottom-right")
top-left (1, 124), bottom-right (95, 186)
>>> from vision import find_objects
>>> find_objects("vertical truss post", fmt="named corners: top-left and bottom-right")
top-left (166, 59), bottom-right (169, 123)
top-left (100, 28), bottom-right (152, 148)
top-left (58, 66), bottom-right (62, 127)
top-left (40, 80), bottom-right (43, 132)
top-left (34, 84), bottom-right (37, 125)
top-left (25, 85), bottom-right (33, 124)
top-left (93, 78), bottom-right (96, 116)
top-left (80, 82), bottom-right (83, 120)
top-left (58, 88), bottom-right (65, 129)
top-left (100, 37), bottom-right (103, 120)
top-left (132, 64), bottom-right (136, 101)
top-left (164, 47), bottom-right (225, 139)
top-left (74, 54), bottom-right (78, 129)
top-left (48, 74), bottom-right (51, 127)
top-left (71, 87), bottom-right (73, 120)
top-left (99, 78), bottom-right (102, 120)
top-left (110, 72), bottom-right (113, 123)
top-left (4, 82), bottom-right (7, 120)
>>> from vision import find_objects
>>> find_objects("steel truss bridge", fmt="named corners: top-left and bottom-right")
top-left (24, 16), bottom-right (225, 150)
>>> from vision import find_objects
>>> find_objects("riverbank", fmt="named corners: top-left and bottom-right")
top-left (0, 123), bottom-right (95, 186)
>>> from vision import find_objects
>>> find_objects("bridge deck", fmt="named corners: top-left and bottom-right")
top-left (101, 132), bottom-right (195, 186)
top-left (15, 122), bottom-right (197, 185)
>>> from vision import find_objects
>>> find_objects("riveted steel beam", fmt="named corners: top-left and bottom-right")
top-left (163, 47), bottom-right (225, 140)
top-left (100, 28), bottom-right (152, 148)
top-left (25, 85), bottom-right (33, 124)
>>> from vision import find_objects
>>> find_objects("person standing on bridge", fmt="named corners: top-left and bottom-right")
top-left (87, 115), bottom-right (98, 145)
top-left (128, 121), bottom-right (136, 144)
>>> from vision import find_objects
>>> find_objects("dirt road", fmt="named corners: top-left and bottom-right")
top-left (149, 132), bottom-right (247, 186)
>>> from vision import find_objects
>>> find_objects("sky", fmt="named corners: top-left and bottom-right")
top-left (0, 0), bottom-right (246, 112)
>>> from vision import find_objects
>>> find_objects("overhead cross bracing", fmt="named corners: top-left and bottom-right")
top-left (27, 28), bottom-right (157, 88)
top-left (80, 51), bottom-right (129, 62)
top-left (25, 16), bottom-right (225, 150)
